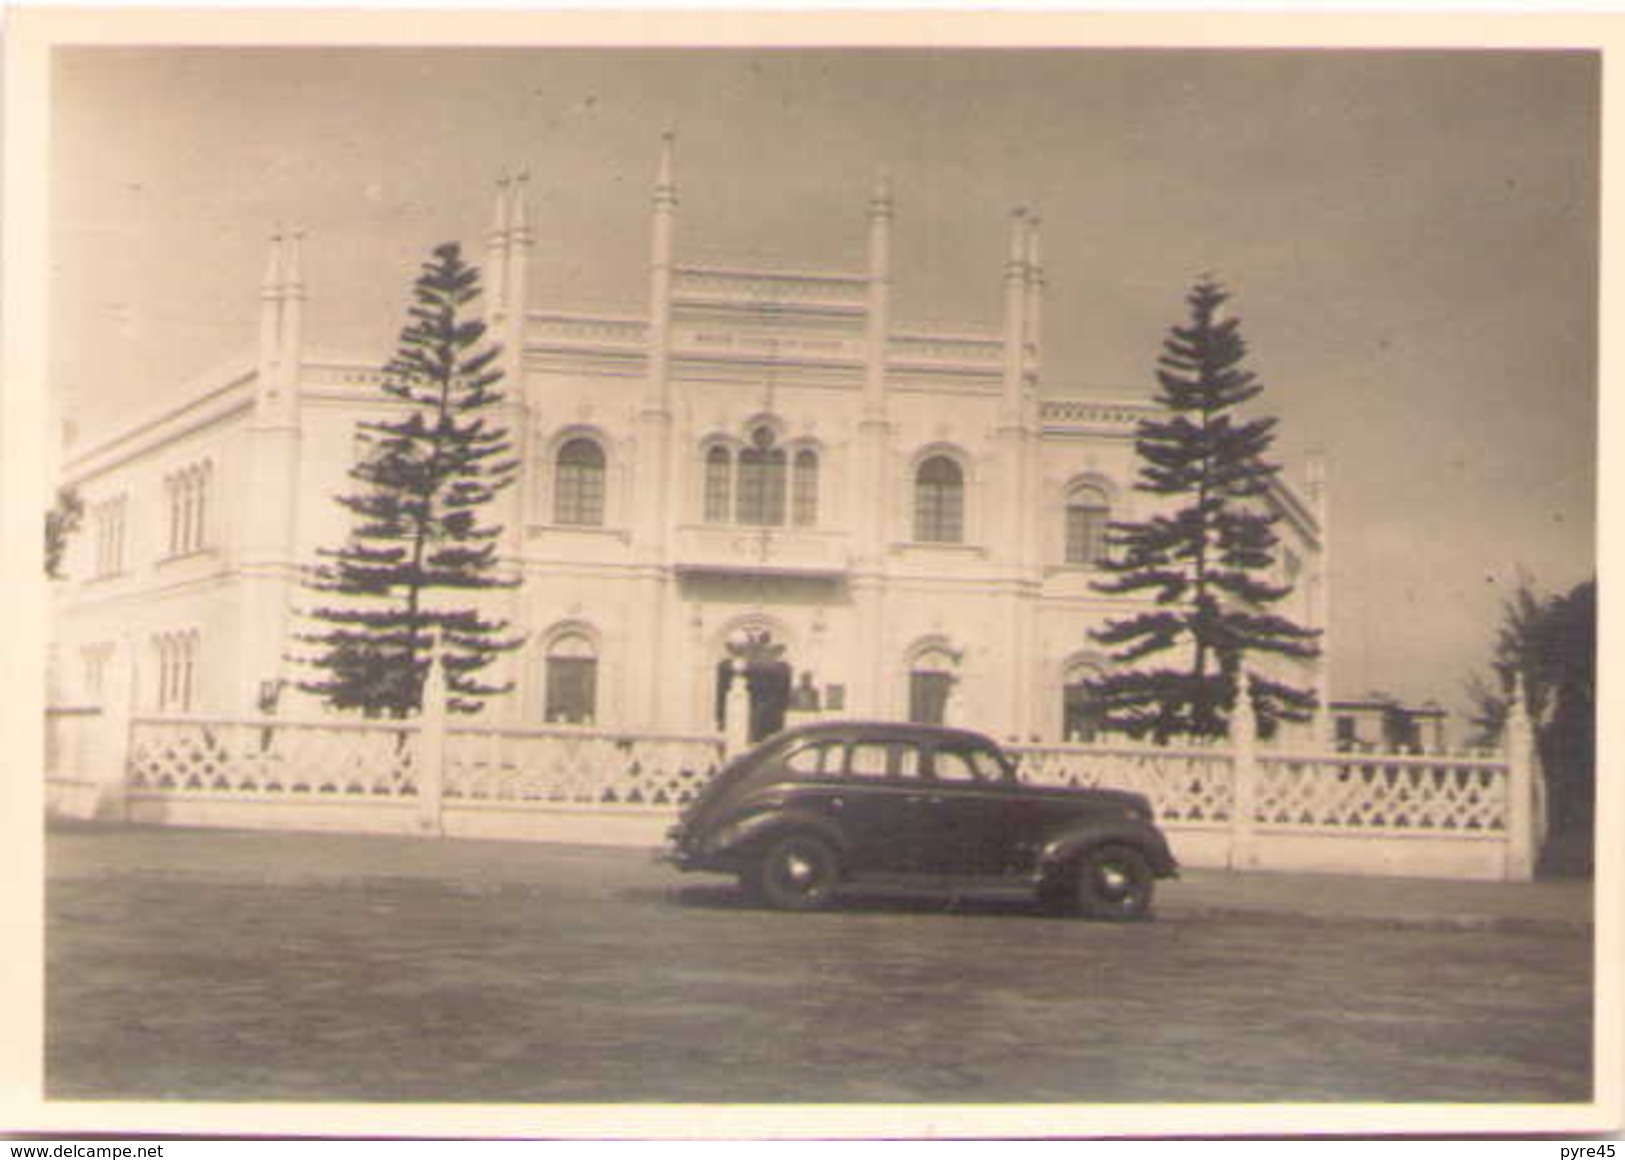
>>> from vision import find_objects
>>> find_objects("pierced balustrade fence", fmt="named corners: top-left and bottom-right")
top-left (1010, 738), bottom-right (1538, 880)
top-left (128, 716), bottom-right (418, 797)
top-left (1014, 743), bottom-right (1235, 826)
top-left (443, 727), bottom-right (721, 808)
top-left (48, 703), bottom-right (1542, 880)
top-left (93, 713), bottom-right (723, 843)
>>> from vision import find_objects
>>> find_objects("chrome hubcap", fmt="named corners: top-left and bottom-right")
top-left (782, 852), bottom-right (819, 888)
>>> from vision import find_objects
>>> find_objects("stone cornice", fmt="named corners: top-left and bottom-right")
top-left (63, 353), bottom-right (259, 483)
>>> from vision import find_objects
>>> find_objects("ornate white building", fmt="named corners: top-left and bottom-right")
top-left (49, 135), bottom-right (1328, 744)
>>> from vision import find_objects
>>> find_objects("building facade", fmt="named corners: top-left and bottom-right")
top-left (49, 136), bottom-right (1329, 744)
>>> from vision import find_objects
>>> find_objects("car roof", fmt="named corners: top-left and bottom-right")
top-left (772, 719), bottom-right (1003, 749)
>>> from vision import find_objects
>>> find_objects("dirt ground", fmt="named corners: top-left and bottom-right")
top-left (45, 825), bottom-right (1593, 1104)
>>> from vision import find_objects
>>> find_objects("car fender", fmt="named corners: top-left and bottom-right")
top-left (1037, 820), bottom-right (1178, 880)
top-left (703, 807), bottom-right (851, 864)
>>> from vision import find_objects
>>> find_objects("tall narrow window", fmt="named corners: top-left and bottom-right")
top-left (554, 438), bottom-right (606, 526)
top-left (193, 463), bottom-right (210, 551)
top-left (93, 496), bottom-right (127, 578)
top-left (704, 445), bottom-right (732, 523)
top-left (165, 463), bottom-right (212, 557)
top-left (792, 449), bottom-right (819, 527)
top-left (82, 643), bottom-right (113, 701)
top-left (736, 427), bottom-right (787, 526)
top-left (155, 631), bottom-right (199, 712)
top-left (165, 475), bottom-right (181, 556)
top-left (1065, 484), bottom-right (1111, 566)
top-left (545, 633), bottom-right (598, 725)
top-left (914, 456), bottom-right (964, 544)
top-left (908, 647), bottom-right (959, 726)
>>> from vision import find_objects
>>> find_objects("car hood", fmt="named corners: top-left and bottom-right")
top-left (1018, 782), bottom-right (1155, 816)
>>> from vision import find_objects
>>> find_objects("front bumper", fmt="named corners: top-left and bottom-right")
top-left (653, 825), bottom-right (702, 870)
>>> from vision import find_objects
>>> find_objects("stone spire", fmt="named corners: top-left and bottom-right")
top-left (646, 131), bottom-right (678, 412)
top-left (1001, 207), bottom-right (1029, 425)
top-left (256, 227), bottom-right (284, 395)
top-left (504, 172), bottom-right (532, 378)
top-left (1023, 211), bottom-right (1043, 383)
top-left (281, 228), bottom-right (305, 396)
top-left (485, 176), bottom-right (511, 324)
top-left (864, 171), bottom-right (893, 418)
top-left (254, 226), bottom-right (302, 426)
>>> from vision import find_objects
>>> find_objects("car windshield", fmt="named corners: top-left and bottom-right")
top-left (932, 742), bottom-right (1015, 783)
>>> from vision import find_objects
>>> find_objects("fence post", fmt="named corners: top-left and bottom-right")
top-left (1228, 673), bottom-right (1260, 871)
top-left (723, 659), bottom-right (750, 758)
top-left (417, 639), bottom-right (447, 836)
top-left (95, 646), bottom-right (136, 822)
top-left (1503, 672), bottom-right (1541, 881)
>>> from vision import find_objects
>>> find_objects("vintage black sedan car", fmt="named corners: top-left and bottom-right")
top-left (659, 721), bottom-right (1177, 918)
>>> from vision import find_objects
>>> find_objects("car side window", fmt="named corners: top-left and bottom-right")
top-left (845, 741), bottom-right (924, 780)
top-left (968, 746), bottom-right (1013, 781)
top-left (783, 740), bottom-right (838, 776)
top-left (846, 742), bottom-right (892, 780)
top-left (933, 749), bottom-right (986, 784)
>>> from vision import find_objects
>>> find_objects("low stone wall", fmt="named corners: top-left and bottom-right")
top-left (49, 699), bottom-right (1546, 881)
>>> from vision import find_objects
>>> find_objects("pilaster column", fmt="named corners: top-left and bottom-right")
top-left (242, 228), bottom-right (303, 713)
top-left (992, 210), bottom-right (1033, 736)
top-left (851, 176), bottom-right (896, 718)
top-left (999, 208), bottom-right (1028, 430)
top-left (484, 177), bottom-right (510, 329)
top-left (491, 176), bottom-right (533, 721)
top-left (632, 133), bottom-right (678, 728)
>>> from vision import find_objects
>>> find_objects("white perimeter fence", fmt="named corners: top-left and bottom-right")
top-left (45, 662), bottom-right (1547, 881)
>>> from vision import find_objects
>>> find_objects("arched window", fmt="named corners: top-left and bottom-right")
top-left (1065, 483), bottom-right (1111, 566)
top-left (908, 645), bottom-right (959, 725)
top-left (155, 630), bottom-right (200, 713)
top-left (704, 445), bottom-right (732, 523)
top-left (164, 461), bottom-right (212, 557)
top-left (792, 449), bottom-right (819, 527)
top-left (736, 426), bottom-right (787, 526)
top-left (1062, 660), bottom-right (1107, 742)
top-left (544, 632), bottom-right (598, 725)
top-left (914, 455), bottom-right (964, 544)
top-left (554, 438), bottom-right (606, 526)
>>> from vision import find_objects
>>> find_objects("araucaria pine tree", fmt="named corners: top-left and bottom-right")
top-left (1090, 278), bottom-right (1319, 740)
top-left (297, 242), bottom-right (521, 716)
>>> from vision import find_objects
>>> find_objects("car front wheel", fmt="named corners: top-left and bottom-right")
top-left (1069, 843), bottom-right (1155, 921)
top-left (748, 832), bottom-right (841, 911)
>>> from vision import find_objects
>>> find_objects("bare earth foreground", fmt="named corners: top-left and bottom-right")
top-left (46, 825), bottom-right (1592, 1104)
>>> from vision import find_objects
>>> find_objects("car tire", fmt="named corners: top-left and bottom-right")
top-left (749, 832), bottom-right (841, 912)
top-left (1070, 843), bottom-right (1155, 921)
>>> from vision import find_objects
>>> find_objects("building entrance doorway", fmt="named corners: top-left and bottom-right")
top-left (714, 628), bottom-right (794, 743)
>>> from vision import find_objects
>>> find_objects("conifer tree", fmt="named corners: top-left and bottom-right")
top-left (296, 242), bottom-right (521, 716)
top-left (1090, 278), bottom-right (1319, 740)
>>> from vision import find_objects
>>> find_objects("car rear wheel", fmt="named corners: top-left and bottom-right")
top-left (748, 832), bottom-right (841, 911)
top-left (1070, 843), bottom-right (1155, 921)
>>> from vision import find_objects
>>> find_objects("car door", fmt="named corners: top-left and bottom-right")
top-left (837, 740), bottom-right (929, 874)
top-left (923, 743), bottom-right (1023, 877)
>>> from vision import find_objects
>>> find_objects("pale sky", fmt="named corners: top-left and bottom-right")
top-left (49, 47), bottom-right (1599, 723)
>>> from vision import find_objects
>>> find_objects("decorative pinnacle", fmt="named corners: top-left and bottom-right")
top-left (655, 130), bottom-right (677, 204)
top-left (869, 171), bottom-right (893, 218)
top-left (489, 174), bottom-right (511, 237)
top-left (510, 170), bottom-right (531, 237)
top-left (261, 224), bottom-right (284, 294)
top-left (1007, 207), bottom-right (1029, 273)
top-left (284, 228), bottom-right (306, 297)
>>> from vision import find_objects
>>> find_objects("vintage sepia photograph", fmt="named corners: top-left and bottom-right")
top-left (6, 8), bottom-right (1615, 1139)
